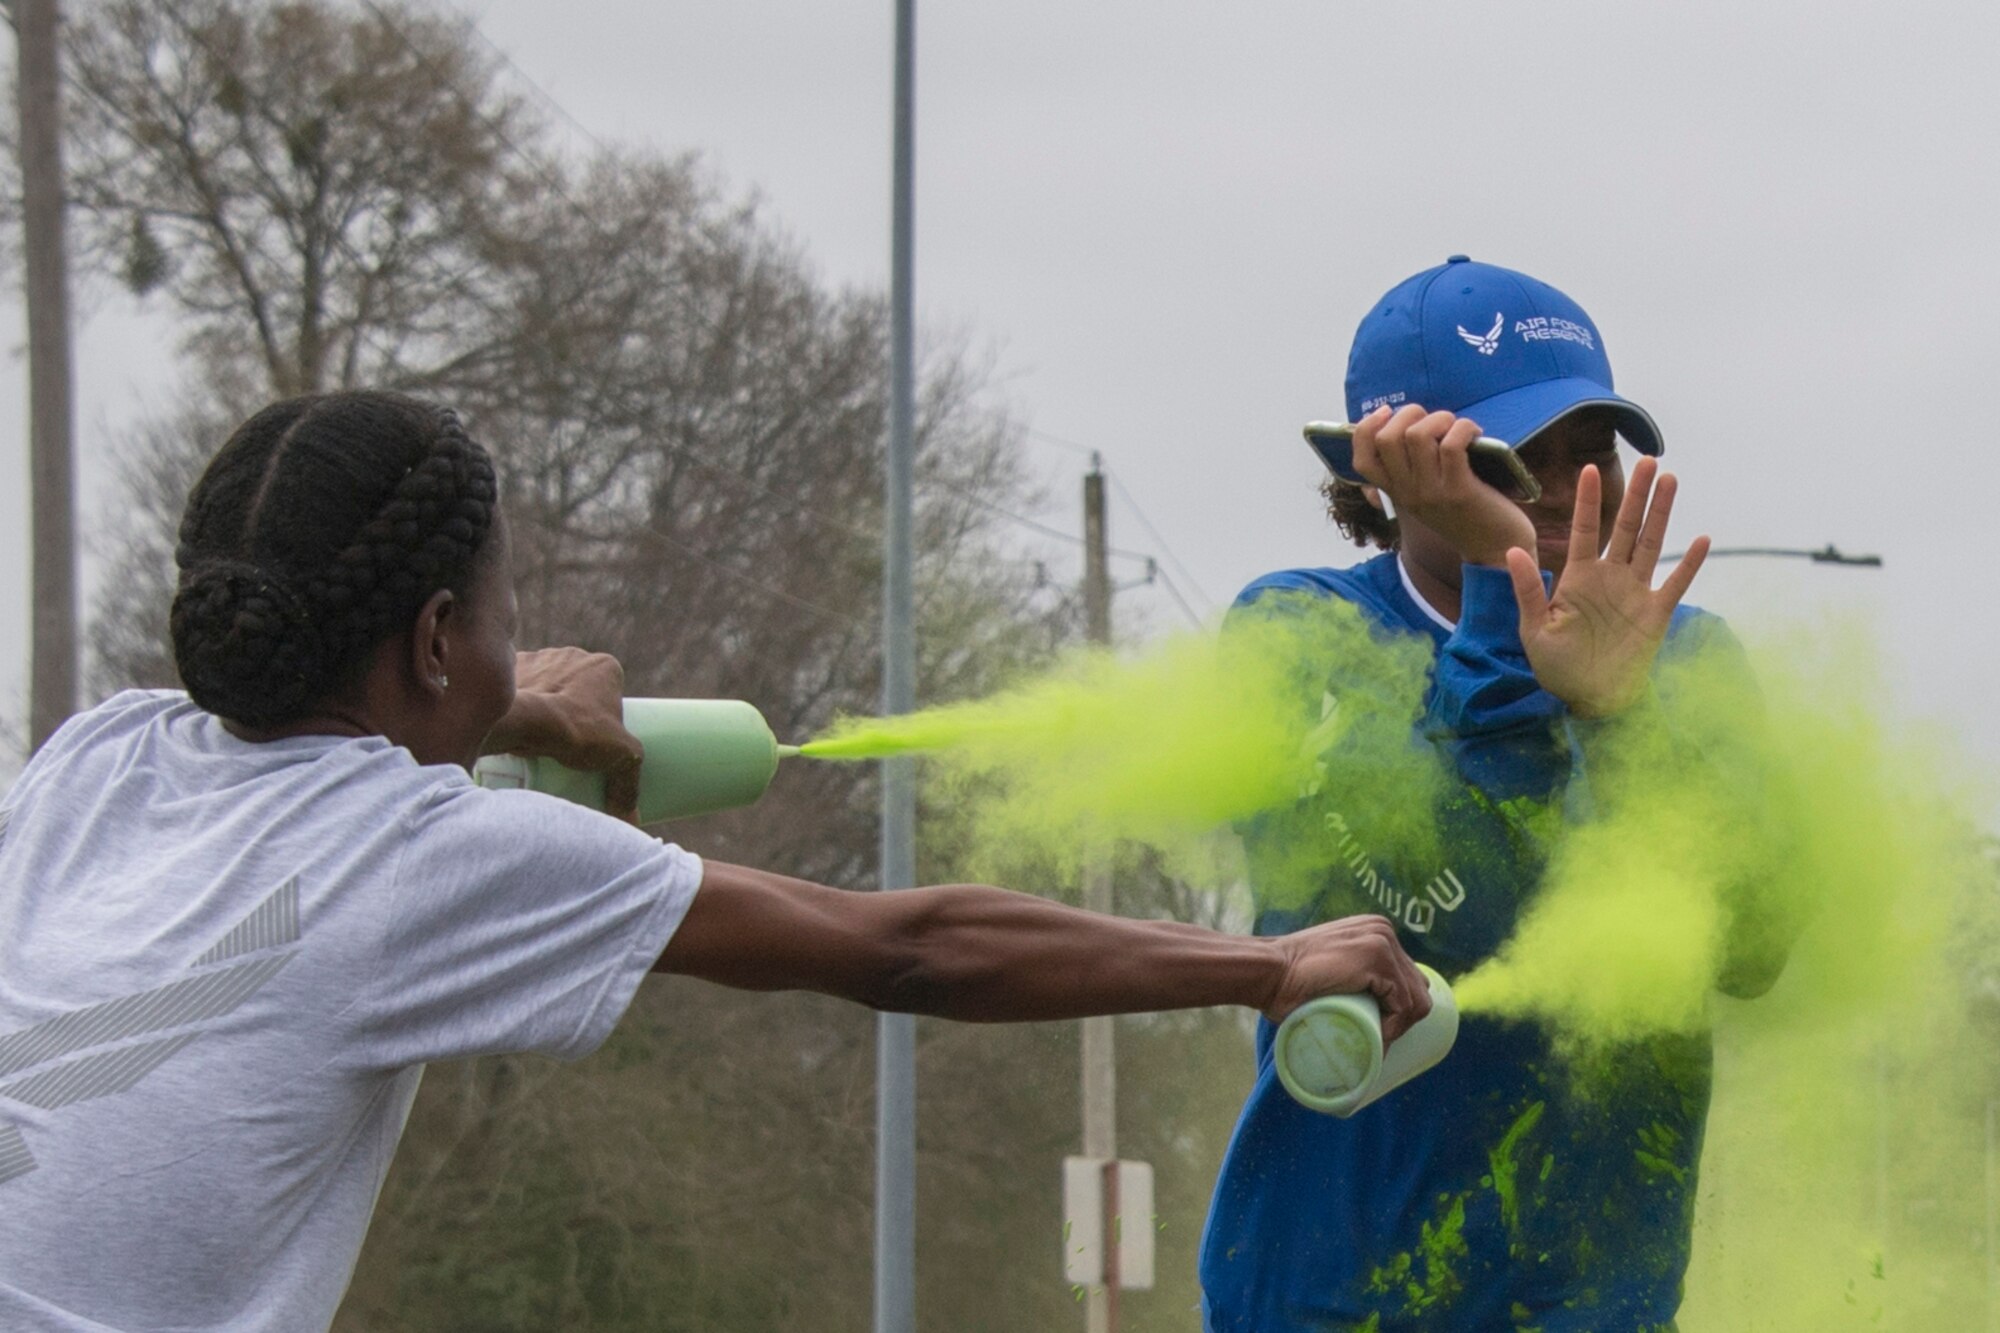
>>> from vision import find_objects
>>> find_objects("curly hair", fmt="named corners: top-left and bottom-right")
top-left (169, 391), bottom-right (500, 728)
top-left (1320, 475), bottom-right (1399, 552)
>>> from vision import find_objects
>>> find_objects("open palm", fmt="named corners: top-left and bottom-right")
top-left (1504, 458), bottom-right (1710, 718)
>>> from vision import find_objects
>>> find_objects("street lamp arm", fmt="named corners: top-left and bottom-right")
top-left (1661, 543), bottom-right (1883, 567)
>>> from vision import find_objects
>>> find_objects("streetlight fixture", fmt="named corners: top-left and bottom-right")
top-left (1663, 543), bottom-right (1884, 568)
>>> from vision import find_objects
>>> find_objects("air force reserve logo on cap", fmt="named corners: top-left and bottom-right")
top-left (1457, 314), bottom-right (1504, 356)
top-left (1320, 255), bottom-right (1664, 483)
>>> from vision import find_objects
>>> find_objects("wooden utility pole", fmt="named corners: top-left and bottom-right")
top-left (16, 0), bottom-right (77, 750)
top-left (1080, 455), bottom-right (1118, 1333)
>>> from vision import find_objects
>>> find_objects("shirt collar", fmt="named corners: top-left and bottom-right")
top-left (1397, 554), bottom-right (1457, 632)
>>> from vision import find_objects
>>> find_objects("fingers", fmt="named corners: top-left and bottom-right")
top-left (1630, 467), bottom-right (1676, 584)
top-left (1598, 458), bottom-right (1683, 587)
top-left (1313, 915), bottom-right (1429, 1046)
top-left (1435, 416), bottom-right (1485, 490)
top-left (1347, 405), bottom-right (1392, 488)
top-left (600, 722), bottom-right (646, 823)
top-left (1364, 405), bottom-right (1433, 492)
top-left (1566, 464), bottom-right (1603, 569)
top-left (1366, 925), bottom-right (1432, 1046)
top-left (1657, 533), bottom-right (1711, 607)
top-left (1603, 455), bottom-right (1657, 565)
top-left (513, 646), bottom-right (627, 703)
top-left (604, 751), bottom-right (644, 825)
top-left (1506, 547), bottom-right (1548, 633)
top-left (1374, 967), bottom-right (1431, 1045)
top-left (1354, 404), bottom-right (1461, 496)
top-left (1410, 411), bottom-right (1459, 489)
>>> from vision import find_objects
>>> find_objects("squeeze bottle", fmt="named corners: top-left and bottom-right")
top-left (473, 698), bottom-right (792, 824)
top-left (1271, 963), bottom-right (1459, 1117)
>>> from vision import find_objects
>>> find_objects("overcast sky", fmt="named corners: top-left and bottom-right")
top-left (3, 0), bottom-right (1995, 781)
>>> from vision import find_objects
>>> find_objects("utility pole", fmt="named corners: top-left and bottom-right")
top-left (875, 1), bottom-right (918, 1331)
top-left (16, 0), bottom-right (77, 750)
top-left (1080, 453), bottom-right (1118, 1333)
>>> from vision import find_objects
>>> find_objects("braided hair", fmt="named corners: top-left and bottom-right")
top-left (170, 391), bottom-right (500, 728)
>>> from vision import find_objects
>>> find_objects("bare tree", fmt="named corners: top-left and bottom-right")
top-left (59, 0), bottom-right (532, 394)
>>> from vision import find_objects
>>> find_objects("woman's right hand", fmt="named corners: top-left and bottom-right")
top-left (1348, 403), bottom-right (1535, 567)
top-left (485, 648), bottom-right (645, 821)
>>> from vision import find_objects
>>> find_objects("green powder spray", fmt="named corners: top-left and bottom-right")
top-left (803, 594), bottom-right (1444, 887)
top-left (801, 600), bottom-right (1999, 1327)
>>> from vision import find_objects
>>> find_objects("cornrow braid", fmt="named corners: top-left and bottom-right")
top-left (170, 392), bottom-right (500, 729)
top-left (302, 410), bottom-right (497, 668)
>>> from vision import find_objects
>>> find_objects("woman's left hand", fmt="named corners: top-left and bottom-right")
top-left (484, 648), bottom-right (644, 822)
top-left (1505, 458), bottom-right (1710, 719)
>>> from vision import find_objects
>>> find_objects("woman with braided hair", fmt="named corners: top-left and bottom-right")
top-left (0, 389), bottom-right (1431, 1332)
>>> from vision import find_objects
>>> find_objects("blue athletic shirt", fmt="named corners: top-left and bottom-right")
top-left (1198, 552), bottom-right (1738, 1333)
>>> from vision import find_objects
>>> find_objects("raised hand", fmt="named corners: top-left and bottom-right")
top-left (1504, 457), bottom-right (1710, 718)
top-left (1348, 403), bottom-right (1534, 567)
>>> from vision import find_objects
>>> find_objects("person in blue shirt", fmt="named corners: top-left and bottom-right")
top-left (1199, 257), bottom-right (1775, 1332)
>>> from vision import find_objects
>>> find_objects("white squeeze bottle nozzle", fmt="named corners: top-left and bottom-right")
top-left (472, 698), bottom-right (793, 824)
top-left (1271, 962), bottom-right (1459, 1117)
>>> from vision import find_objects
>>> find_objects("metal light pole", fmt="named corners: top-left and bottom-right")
top-left (875, 2), bottom-right (918, 1330)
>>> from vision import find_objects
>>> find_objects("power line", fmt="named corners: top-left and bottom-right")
top-left (1023, 425), bottom-right (1220, 615)
top-left (389, 2), bottom-right (1164, 583)
top-left (356, 0), bottom-right (602, 226)
top-left (434, 0), bottom-right (609, 153)
top-left (373, 6), bottom-right (1212, 617)
top-left (128, 7), bottom-right (886, 633)
top-left (1150, 565), bottom-right (1205, 630)
top-left (951, 488), bottom-right (1154, 563)
top-left (189, 4), bottom-right (1129, 612)
top-left (1103, 468), bottom-right (1217, 613)
top-left (357, 4), bottom-right (1179, 589)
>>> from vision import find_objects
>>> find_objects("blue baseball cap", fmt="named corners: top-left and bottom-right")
top-left (1321, 255), bottom-right (1663, 482)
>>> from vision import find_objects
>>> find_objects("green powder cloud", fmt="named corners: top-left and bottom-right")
top-left (802, 599), bottom-right (1999, 1327)
top-left (802, 594), bottom-right (1444, 886)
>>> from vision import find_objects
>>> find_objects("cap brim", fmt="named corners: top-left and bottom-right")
top-left (1458, 376), bottom-right (1663, 460)
top-left (1312, 377), bottom-right (1662, 483)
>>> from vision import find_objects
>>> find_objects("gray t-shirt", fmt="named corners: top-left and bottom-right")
top-left (0, 691), bottom-right (703, 1331)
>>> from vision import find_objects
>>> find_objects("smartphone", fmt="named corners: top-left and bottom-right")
top-left (1302, 421), bottom-right (1542, 504)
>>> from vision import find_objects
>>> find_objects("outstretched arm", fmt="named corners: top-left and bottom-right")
top-left (658, 861), bottom-right (1434, 1037)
